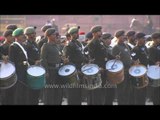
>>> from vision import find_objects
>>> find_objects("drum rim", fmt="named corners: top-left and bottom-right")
top-left (129, 64), bottom-right (147, 77)
top-left (27, 65), bottom-right (46, 76)
top-left (81, 63), bottom-right (100, 75)
top-left (58, 64), bottom-right (76, 76)
top-left (0, 60), bottom-right (16, 79)
top-left (147, 65), bottom-right (160, 79)
top-left (105, 59), bottom-right (124, 72)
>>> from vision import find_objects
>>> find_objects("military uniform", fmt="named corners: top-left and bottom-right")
top-left (24, 27), bottom-right (41, 105)
top-left (87, 26), bottom-right (115, 105)
top-left (112, 30), bottom-right (134, 105)
top-left (9, 28), bottom-right (29, 105)
top-left (63, 27), bottom-right (85, 105)
top-left (41, 28), bottom-right (63, 105)
top-left (148, 32), bottom-right (160, 105)
top-left (130, 32), bottom-right (149, 105)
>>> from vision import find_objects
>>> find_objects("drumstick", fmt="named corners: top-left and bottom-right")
top-left (82, 67), bottom-right (93, 72)
top-left (111, 52), bottom-right (121, 69)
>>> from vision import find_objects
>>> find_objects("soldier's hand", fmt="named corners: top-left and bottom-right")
top-left (155, 61), bottom-right (160, 66)
top-left (35, 60), bottom-right (41, 65)
top-left (2, 55), bottom-right (9, 64)
top-left (62, 56), bottom-right (69, 64)
top-left (134, 60), bottom-right (140, 65)
top-left (115, 55), bottom-right (120, 60)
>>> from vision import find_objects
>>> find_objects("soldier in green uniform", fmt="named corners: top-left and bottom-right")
top-left (112, 30), bottom-right (134, 105)
top-left (41, 28), bottom-right (63, 105)
top-left (24, 27), bottom-right (41, 105)
top-left (63, 26), bottom-right (86, 105)
top-left (148, 32), bottom-right (160, 105)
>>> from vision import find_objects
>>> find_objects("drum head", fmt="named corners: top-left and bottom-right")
top-left (106, 59), bottom-right (123, 72)
top-left (81, 64), bottom-right (99, 75)
top-left (0, 61), bottom-right (15, 79)
top-left (58, 64), bottom-right (76, 76)
top-left (27, 66), bottom-right (46, 76)
top-left (129, 65), bottom-right (147, 77)
top-left (147, 65), bottom-right (160, 80)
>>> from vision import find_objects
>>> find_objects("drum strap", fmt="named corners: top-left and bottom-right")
top-left (14, 42), bottom-right (28, 60)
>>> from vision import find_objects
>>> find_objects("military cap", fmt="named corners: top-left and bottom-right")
top-left (24, 27), bottom-right (36, 35)
top-left (151, 32), bottom-right (160, 39)
top-left (85, 32), bottom-right (93, 39)
top-left (12, 28), bottom-right (24, 37)
top-left (45, 28), bottom-right (56, 37)
top-left (126, 30), bottom-right (136, 37)
top-left (68, 26), bottom-right (80, 35)
top-left (102, 32), bottom-right (112, 40)
top-left (135, 32), bottom-right (146, 39)
top-left (3, 30), bottom-right (13, 37)
top-left (90, 25), bottom-right (102, 33)
top-left (41, 25), bottom-right (52, 32)
top-left (115, 30), bottom-right (125, 38)
top-left (5, 24), bottom-right (17, 31)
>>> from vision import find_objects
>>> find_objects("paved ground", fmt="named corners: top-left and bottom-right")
top-left (38, 98), bottom-right (154, 105)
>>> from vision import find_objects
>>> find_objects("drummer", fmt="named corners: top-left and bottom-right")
top-left (131, 32), bottom-right (149, 105)
top-left (9, 28), bottom-right (28, 105)
top-left (100, 32), bottom-right (117, 105)
top-left (41, 28), bottom-right (63, 105)
top-left (148, 32), bottom-right (160, 105)
top-left (24, 27), bottom-right (41, 105)
top-left (112, 30), bottom-right (134, 105)
top-left (62, 26), bottom-right (86, 105)
top-left (0, 30), bottom-right (14, 105)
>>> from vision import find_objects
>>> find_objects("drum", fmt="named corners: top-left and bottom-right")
top-left (147, 65), bottom-right (160, 87)
top-left (27, 65), bottom-right (46, 89)
top-left (58, 64), bottom-right (79, 84)
top-left (129, 65), bottom-right (148, 89)
top-left (0, 60), bottom-right (17, 89)
top-left (81, 64), bottom-right (102, 90)
top-left (105, 59), bottom-right (124, 84)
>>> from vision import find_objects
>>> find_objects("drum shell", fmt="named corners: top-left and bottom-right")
top-left (27, 66), bottom-right (46, 89)
top-left (129, 65), bottom-right (148, 89)
top-left (83, 73), bottom-right (102, 90)
top-left (131, 75), bottom-right (149, 89)
top-left (62, 70), bottom-right (80, 84)
top-left (107, 69), bottom-right (124, 84)
top-left (147, 65), bottom-right (160, 87)
top-left (0, 61), bottom-right (17, 89)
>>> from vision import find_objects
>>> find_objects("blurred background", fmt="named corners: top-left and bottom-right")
top-left (0, 15), bottom-right (160, 36)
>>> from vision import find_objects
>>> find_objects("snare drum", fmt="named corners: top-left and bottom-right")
top-left (147, 65), bottom-right (160, 87)
top-left (105, 59), bottom-right (124, 84)
top-left (0, 60), bottom-right (17, 89)
top-left (58, 64), bottom-right (79, 84)
top-left (81, 64), bottom-right (102, 90)
top-left (27, 65), bottom-right (46, 89)
top-left (129, 65), bottom-right (148, 89)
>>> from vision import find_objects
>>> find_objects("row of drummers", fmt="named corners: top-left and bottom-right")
top-left (0, 25), bottom-right (160, 105)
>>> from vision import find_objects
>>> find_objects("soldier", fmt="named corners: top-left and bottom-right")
top-left (126, 30), bottom-right (136, 50)
top-left (37, 25), bottom-right (52, 49)
top-left (9, 28), bottom-right (28, 105)
top-left (41, 28), bottom-right (63, 105)
top-left (131, 32), bottom-right (149, 105)
top-left (148, 32), bottom-right (160, 105)
top-left (87, 26), bottom-right (115, 105)
top-left (24, 27), bottom-right (41, 105)
top-left (101, 32), bottom-right (116, 105)
top-left (5, 24), bottom-right (17, 31)
top-left (112, 30), bottom-right (134, 105)
top-left (63, 26), bottom-right (85, 105)
top-left (0, 30), bottom-right (14, 105)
